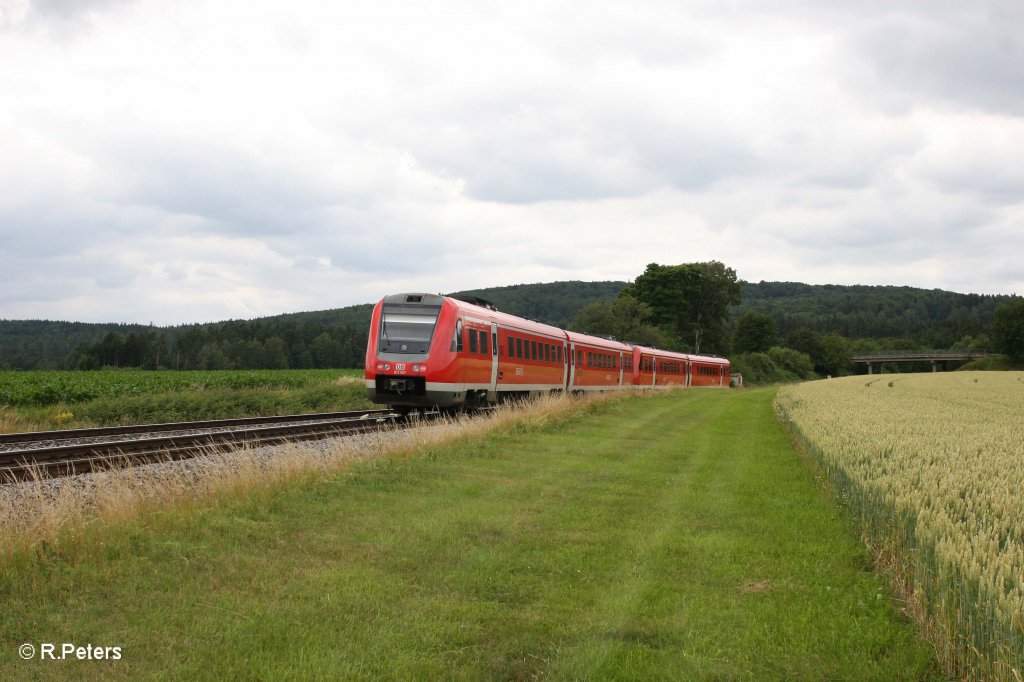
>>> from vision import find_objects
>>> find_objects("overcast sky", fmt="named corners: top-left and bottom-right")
top-left (2, 0), bottom-right (1022, 325)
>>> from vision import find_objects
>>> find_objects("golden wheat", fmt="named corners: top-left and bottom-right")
top-left (777, 372), bottom-right (1024, 681)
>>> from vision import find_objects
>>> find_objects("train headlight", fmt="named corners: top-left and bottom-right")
top-left (375, 362), bottom-right (391, 372)
top-left (412, 364), bottom-right (426, 373)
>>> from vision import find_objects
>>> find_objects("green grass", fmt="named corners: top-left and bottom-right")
top-left (0, 369), bottom-right (369, 431)
top-left (0, 389), bottom-right (941, 680)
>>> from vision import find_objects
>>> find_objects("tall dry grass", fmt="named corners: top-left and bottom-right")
top-left (0, 392), bottom-right (620, 561)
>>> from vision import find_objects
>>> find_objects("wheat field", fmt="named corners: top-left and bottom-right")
top-left (777, 372), bottom-right (1024, 681)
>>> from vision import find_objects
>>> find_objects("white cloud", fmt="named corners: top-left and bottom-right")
top-left (0, 0), bottom-right (1021, 324)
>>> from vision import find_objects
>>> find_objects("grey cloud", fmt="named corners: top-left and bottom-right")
top-left (0, 204), bottom-right (117, 257)
top-left (101, 136), bottom-right (345, 237)
top-left (8, 0), bottom-right (139, 39)
top-left (822, 2), bottom-right (1024, 116)
top-left (400, 103), bottom-right (757, 204)
top-left (918, 155), bottom-right (1024, 206)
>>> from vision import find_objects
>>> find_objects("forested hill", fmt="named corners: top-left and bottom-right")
top-left (448, 281), bottom-right (628, 328)
top-left (0, 280), bottom-right (1015, 369)
top-left (736, 282), bottom-right (1012, 348)
top-left (0, 320), bottom-right (157, 371)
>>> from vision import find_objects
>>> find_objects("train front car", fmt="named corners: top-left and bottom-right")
top-left (365, 293), bottom-right (454, 413)
top-left (366, 292), bottom-right (570, 413)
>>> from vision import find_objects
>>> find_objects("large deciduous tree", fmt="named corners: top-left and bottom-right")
top-left (570, 295), bottom-right (670, 346)
top-left (991, 298), bottom-right (1024, 362)
top-left (622, 261), bottom-right (741, 353)
top-left (732, 312), bottom-right (777, 354)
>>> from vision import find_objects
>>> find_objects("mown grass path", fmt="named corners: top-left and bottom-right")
top-left (1, 389), bottom-right (940, 680)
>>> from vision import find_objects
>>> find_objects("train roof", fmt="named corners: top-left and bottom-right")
top-left (443, 295), bottom-right (567, 337)
top-left (686, 353), bottom-right (730, 365)
top-left (377, 293), bottom-right (729, 365)
top-left (564, 330), bottom-right (634, 352)
top-left (632, 345), bottom-right (730, 365)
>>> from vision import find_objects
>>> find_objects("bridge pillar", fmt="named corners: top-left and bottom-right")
top-left (931, 359), bottom-right (938, 372)
top-left (867, 362), bottom-right (873, 375)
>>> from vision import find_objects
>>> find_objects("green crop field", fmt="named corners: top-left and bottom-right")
top-left (0, 369), bottom-right (369, 432)
top-left (0, 389), bottom-right (941, 680)
top-left (777, 373), bottom-right (1024, 681)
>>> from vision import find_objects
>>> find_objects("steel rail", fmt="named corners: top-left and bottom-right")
top-left (0, 409), bottom-right (394, 445)
top-left (0, 411), bottom-right (411, 482)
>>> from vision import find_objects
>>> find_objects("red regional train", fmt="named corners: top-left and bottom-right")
top-left (365, 293), bottom-right (730, 414)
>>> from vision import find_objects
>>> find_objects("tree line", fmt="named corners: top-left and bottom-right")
top-left (2, 272), bottom-right (1021, 375)
top-left (569, 262), bottom-right (1024, 383)
top-left (63, 320), bottom-right (367, 371)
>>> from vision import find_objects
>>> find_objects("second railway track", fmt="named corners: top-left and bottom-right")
top-left (0, 409), bottom-right (404, 482)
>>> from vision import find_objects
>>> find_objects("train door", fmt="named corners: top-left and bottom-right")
top-left (568, 342), bottom-right (577, 388)
top-left (561, 341), bottom-right (569, 389)
top-left (488, 323), bottom-right (499, 402)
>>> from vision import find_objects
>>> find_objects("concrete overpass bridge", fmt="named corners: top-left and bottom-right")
top-left (852, 351), bottom-right (992, 374)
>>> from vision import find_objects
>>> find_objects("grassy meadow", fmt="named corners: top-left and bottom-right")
top-left (0, 389), bottom-right (940, 680)
top-left (777, 373), bottom-right (1024, 681)
top-left (0, 369), bottom-right (371, 432)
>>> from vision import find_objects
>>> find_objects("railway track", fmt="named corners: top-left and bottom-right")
top-left (0, 410), bottom-right (402, 482)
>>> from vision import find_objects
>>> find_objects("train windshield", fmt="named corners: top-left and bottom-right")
top-left (379, 307), bottom-right (440, 354)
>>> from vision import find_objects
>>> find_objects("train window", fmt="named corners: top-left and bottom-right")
top-left (530, 340), bottom-right (537, 360)
top-left (468, 328), bottom-right (478, 354)
top-left (508, 337), bottom-right (514, 357)
top-left (480, 330), bottom-right (489, 355)
top-left (492, 332), bottom-right (498, 356)
top-left (544, 344), bottom-right (551, 363)
top-left (576, 350), bottom-right (582, 366)
top-left (516, 337), bottom-right (523, 359)
top-left (558, 346), bottom-right (563, 363)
